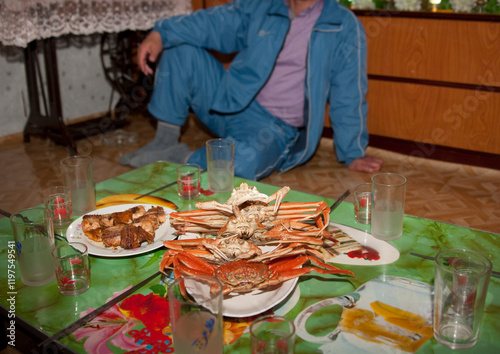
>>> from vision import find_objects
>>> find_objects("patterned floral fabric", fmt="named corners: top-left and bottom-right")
top-left (0, 0), bottom-right (192, 47)
top-left (72, 285), bottom-right (254, 353)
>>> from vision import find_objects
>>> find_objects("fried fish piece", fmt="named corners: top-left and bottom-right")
top-left (101, 225), bottom-right (125, 247)
top-left (101, 224), bottom-right (154, 249)
top-left (120, 224), bottom-right (155, 249)
top-left (82, 205), bottom-right (164, 249)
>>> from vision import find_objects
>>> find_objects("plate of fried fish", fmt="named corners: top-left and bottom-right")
top-left (66, 204), bottom-right (177, 257)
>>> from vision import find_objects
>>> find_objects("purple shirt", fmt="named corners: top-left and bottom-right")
top-left (256, 0), bottom-right (324, 128)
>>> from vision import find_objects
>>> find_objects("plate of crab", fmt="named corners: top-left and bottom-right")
top-left (159, 183), bottom-right (399, 317)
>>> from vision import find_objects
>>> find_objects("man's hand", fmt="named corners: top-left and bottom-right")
top-left (137, 31), bottom-right (163, 76)
top-left (348, 156), bottom-right (383, 173)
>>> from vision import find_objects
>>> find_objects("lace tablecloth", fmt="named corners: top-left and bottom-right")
top-left (0, 0), bottom-right (192, 47)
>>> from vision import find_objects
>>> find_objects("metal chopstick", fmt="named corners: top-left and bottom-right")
top-left (134, 168), bottom-right (207, 200)
top-left (134, 181), bottom-right (177, 200)
top-left (410, 252), bottom-right (500, 279)
top-left (329, 189), bottom-right (350, 212)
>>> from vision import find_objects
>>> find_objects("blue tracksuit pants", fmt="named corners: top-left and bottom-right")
top-left (147, 45), bottom-right (299, 181)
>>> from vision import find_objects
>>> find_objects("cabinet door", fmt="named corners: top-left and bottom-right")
top-left (358, 16), bottom-right (500, 86)
top-left (367, 80), bottom-right (500, 155)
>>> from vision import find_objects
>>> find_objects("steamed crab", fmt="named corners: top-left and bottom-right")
top-left (169, 183), bottom-right (331, 244)
top-left (162, 236), bottom-right (263, 265)
top-left (161, 183), bottom-right (361, 293)
top-left (161, 251), bottom-right (355, 295)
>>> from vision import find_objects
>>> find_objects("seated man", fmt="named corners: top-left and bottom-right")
top-left (120, 0), bottom-right (383, 180)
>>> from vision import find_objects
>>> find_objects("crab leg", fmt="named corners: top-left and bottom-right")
top-left (269, 220), bottom-right (318, 231)
top-left (194, 201), bottom-right (233, 214)
top-left (273, 201), bottom-right (328, 219)
top-left (159, 251), bottom-right (176, 271)
top-left (177, 252), bottom-right (215, 272)
top-left (270, 255), bottom-right (355, 277)
top-left (175, 226), bottom-right (223, 235)
top-left (170, 215), bottom-right (229, 227)
top-left (170, 209), bottom-right (225, 217)
top-left (314, 207), bottom-right (330, 233)
top-left (171, 215), bottom-right (229, 224)
top-left (164, 239), bottom-right (204, 250)
top-left (252, 243), bottom-right (326, 263)
top-left (258, 234), bottom-right (325, 245)
top-left (232, 255), bottom-right (354, 292)
top-left (267, 186), bottom-right (291, 213)
top-left (274, 201), bottom-right (327, 211)
top-left (259, 223), bottom-right (328, 243)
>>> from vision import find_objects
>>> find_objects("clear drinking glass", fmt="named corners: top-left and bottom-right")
top-left (371, 173), bottom-right (406, 240)
top-left (176, 163), bottom-right (201, 200)
top-left (434, 249), bottom-right (492, 350)
top-left (206, 138), bottom-right (234, 193)
top-left (52, 242), bottom-right (90, 296)
top-left (168, 275), bottom-right (224, 353)
top-left (354, 182), bottom-right (372, 224)
top-left (250, 314), bottom-right (295, 354)
top-left (42, 186), bottom-right (72, 226)
top-left (60, 156), bottom-right (96, 215)
top-left (10, 207), bottom-right (56, 286)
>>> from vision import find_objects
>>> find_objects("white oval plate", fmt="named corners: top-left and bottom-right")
top-left (223, 278), bottom-right (298, 318)
top-left (328, 222), bottom-right (400, 265)
top-left (66, 204), bottom-right (176, 257)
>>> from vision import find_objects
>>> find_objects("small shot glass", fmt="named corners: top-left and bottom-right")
top-left (250, 314), bottom-right (295, 354)
top-left (42, 186), bottom-right (73, 226)
top-left (177, 163), bottom-right (201, 200)
top-left (52, 242), bottom-right (90, 296)
top-left (354, 183), bottom-right (372, 224)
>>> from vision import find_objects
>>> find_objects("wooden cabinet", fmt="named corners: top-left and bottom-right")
top-left (192, 0), bottom-right (222, 10)
top-left (191, 0), bottom-right (204, 11)
top-left (356, 12), bottom-right (500, 157)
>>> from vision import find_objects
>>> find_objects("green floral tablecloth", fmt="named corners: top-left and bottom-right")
top-left (1, 162), bottom-right (499, 353)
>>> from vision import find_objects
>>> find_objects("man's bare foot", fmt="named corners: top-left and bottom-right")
top-left (348, 156), bottom-right (383, 173)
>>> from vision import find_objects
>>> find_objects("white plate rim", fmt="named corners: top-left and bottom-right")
top-left (328, 222), bottom-right (400, 265)
top-left (223, 278), bottom-right (298, 318)
top-left (66, 203), bottom-right (176, 257)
